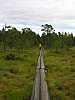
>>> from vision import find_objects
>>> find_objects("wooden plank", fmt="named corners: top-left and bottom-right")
top-left (31, 49), bottom-right (50, 100)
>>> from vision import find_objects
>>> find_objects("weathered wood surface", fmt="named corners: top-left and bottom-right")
top-left (31, 49), bottom-right (50, 100)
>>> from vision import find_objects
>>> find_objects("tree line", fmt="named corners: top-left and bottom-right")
top-left (0, 26), bottom-right (40, 53)
top-left (0, 24), bottom-right (75, 53)
top-left (41, 24), bottom-right (75, 51)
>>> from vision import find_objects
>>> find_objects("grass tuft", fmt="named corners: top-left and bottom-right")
top-left (45, 48), bottom-right (75, 100)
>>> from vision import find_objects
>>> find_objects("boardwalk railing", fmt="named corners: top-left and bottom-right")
top-left (31, 49), bottom-right (50, 100)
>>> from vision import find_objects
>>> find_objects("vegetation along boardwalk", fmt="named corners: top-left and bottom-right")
top-left (31, 48), bottom-right (50, 100)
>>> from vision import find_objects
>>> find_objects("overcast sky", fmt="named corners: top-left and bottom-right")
top-left (0, 0), bottom-right (75, 35)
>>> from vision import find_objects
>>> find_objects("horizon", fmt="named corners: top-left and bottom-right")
top-left (0, 23), bottom-right (75, 36)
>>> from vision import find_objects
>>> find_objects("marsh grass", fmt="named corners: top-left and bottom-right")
top-left (45, 48), bottom-right (75, 100)
top-left (0, 48), bottom-right (39, 100)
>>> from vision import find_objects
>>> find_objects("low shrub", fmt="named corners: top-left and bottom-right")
top-left (5, 53), bottom-right (16, 60)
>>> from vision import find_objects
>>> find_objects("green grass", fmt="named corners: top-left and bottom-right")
top-left (0, 48), bottom-right (39, 100)
top-left (45, 48), bottom-right (75, 100)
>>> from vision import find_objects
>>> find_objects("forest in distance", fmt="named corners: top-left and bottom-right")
top-left (0, 24), bottom-right (75, 52)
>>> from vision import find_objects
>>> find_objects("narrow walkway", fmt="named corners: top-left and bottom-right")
top-left (31, 49), bottom-right (50, 100)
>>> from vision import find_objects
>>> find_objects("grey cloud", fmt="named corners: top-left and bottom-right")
top-left (0, 0), bottom-right (75, 34)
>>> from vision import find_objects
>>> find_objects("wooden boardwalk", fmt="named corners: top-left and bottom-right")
top-left (31, 49), bottom-right (50, 100)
